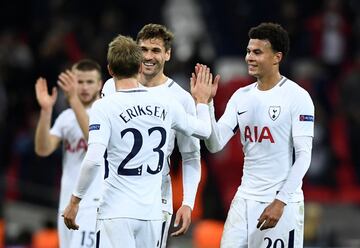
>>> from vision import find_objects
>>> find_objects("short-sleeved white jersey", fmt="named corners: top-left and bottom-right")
top-left (50, 108), bottom-right (102, 212)
top-left (89, 88), bottom-right (201, 220)
top-left (219, 77), bottom-right (314, 203)
top-left (101, 78), bottom-right (200, 213)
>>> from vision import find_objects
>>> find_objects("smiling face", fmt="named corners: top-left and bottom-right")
top-left (138, 38), bottom-right (170, 85)
top-left (73, 69), bottom-right (102, 106)
top-left (245, 39), bottom-right (282, 80)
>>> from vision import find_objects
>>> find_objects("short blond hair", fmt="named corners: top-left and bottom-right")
top-left (107, 35), bottom-right (142, 79)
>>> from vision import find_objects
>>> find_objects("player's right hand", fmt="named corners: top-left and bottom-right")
top-left (62, 195), bottom-right (80, 230)
top-left (35, 77), bottom-right (57, 111)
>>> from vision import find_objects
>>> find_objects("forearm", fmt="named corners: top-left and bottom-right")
top-left (205, 101), bottom-right (233, 153)
top-left (276, 136), bottom-right (313, 204)
top-left (181, 151), bottom-right (201, 209)
top-left (188, 104), bottom-right (211, 139)
top-left (73, 143), bottom-right (106, 199)
top-left (68, 96), bottom-right (89, 141)
top-left (34, 109), bottom-right (55, 156)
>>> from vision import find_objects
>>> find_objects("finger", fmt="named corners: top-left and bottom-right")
top-left (214, 74), bottom-right (221, 86)
top-left (204, 67), bottom-right (210, 86)
top-left (258, 219), bottom-right (267, 230)
top-left (197, 66), bottom-right (204, 84)
top-left (190, 73), bottom-right (196, 89)
top-left (173, 212), bottom-right (181, 228)
top-left (195, 63), bottom-right (201, 75)
top-left (51, 87), bottom-right (58, 99)
top-left (209, 73), bottom-right (213, 86)
top-left (257, 215), bottom-right (266, 229)
top-left (171, 227), bottom-right (186, 237)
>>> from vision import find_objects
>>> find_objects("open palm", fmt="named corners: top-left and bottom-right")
top-left (35, 77), bottom-right (58, 111)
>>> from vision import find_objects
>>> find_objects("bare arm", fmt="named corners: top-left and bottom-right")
top-left (58, 70), bottom-right (89, 140)
top-left (34, 77), bottom-right (61, 156)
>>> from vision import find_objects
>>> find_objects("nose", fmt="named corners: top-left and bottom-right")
top-left (245, 52), bottom-right (254, 62)
top-left (143, 51), bottom-right (153, 60)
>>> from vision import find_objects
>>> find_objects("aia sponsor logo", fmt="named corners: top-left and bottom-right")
top-left (244, 126), bottom-right (274, 143)
top-left (64, 138), bottom-right (88, 153)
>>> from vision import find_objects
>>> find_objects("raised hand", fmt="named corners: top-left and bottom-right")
top-left (58, 70), bottom-right (78, 101)
top-left (190, 65), bottom-right (212, 103)
top-left (194, 63), bottom-right (220, 102)
top-left (35, 77), bottom-right (58, 111)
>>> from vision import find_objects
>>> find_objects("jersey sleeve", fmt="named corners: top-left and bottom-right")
top-left (88, 100), bottom-right (111, 146)
top-left (49, 111), bottom-right (66, 138)
top-left (101, 78), bottom-right (116, 98)
top-left (175, 95), bottom-right (200, 153)
top-left (205, 96), bottom-right (238, 153)
top-left (170, 101), bottom-right (211, 139)
top-left (218, 94), bottom-right (239, 132)
top-left (291, 90), bottom-right (315, 137)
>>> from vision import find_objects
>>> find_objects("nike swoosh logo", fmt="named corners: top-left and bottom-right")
top-left (237, 110), bottom-right (247, 115)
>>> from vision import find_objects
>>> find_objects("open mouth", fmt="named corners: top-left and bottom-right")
top-left (143, 62), bottom-right (156, 67)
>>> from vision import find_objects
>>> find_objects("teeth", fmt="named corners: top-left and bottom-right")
top-left (144, 62), bottom-right (155, 66)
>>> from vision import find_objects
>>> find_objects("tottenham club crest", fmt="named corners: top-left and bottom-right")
top-left (269, 106), bottom-right (281, 121)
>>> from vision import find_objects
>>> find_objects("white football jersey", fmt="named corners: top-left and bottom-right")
top-left (88, 88), bottom-right (202, 220)
top-left (101, 78), bottom-right (200, 213)
top-left (50, 108), bottom-right (102, 212)
top-left (219, 77), bottom-right (314, 203)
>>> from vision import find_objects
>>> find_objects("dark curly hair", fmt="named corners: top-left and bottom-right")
top-left (248, 23), bottom-right (290, 58)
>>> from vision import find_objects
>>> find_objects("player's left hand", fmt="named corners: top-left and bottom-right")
top-left (256, 199), bottom-right (285, 231)
top-left (170, 205), bottom-right (192, 236)
top-left (62, 195), bottom-right (81, 230)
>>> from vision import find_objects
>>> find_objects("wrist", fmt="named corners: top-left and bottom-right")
top-left (70, 195), bottom-right (81, 205)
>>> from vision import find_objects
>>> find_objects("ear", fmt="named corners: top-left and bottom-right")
top-left (273, 52), bottom-right (283, 65)
top-left (165, 48), bottom-right (171, 62)
top-left (107, 65), bottom-right (114, 76)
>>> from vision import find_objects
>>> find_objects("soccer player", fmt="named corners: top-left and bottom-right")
top-left (101, 24), bottom-right (218, 246)
top-left (204, 23), bottom-right (315, 247)
top-left (34, 59), bottom-right (103, 248)
top-left (62, 35), bottom-right (215, 248)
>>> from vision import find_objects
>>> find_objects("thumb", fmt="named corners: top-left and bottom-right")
top-left (173, 212), bottom-right (182, 228)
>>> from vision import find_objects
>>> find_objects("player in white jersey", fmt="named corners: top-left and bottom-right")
top-left (34, 59), bottom-right (103, 248)
top-left (204, 23), bottom-right (315, 248)
top-left (62, 35), bottom-right (217, 248)
top-left (101, 24), bottom-right (215, 247)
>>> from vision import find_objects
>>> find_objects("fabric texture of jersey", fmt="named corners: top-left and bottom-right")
top-left (88, 89), bottom-right (200, 220)
top-left (50, 108), bottom-right (102, 212)
top-left (218, 77), bottom-right (314, 203)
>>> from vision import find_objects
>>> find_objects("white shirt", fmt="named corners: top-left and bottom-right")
top-left (50, 108), bottom-right (102, 212)
top-left (86, 88), bottom-right (209, 220)
top-left (101, 78), bottom-right (201, 212)
top-left (206, 77), bottom-right (314, 203)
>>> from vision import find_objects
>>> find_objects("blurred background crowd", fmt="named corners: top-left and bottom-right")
top-left (1, 0), bottom-right (360, 247)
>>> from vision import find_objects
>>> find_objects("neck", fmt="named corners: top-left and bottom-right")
top-left (256, 71), bottom-right (282, 91)
top-left (114, 77), bottom-right (139, 90)
top-left (140, 73), bottom-right (168, 87)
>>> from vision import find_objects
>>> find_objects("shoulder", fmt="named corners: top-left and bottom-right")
top-left (101, 78), bottom-right (116, 98)
top-left (57, 108), bottom-right (75, 120)
top-left (281, 78), bottom-right (312, 99)
top-left (231, 82), bottom-right (256, 99)
top-left (164, 79), bottom-right (194, 107)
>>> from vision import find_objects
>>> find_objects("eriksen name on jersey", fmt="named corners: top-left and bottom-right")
top-left (119, 105), bottom-right (168, 123)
